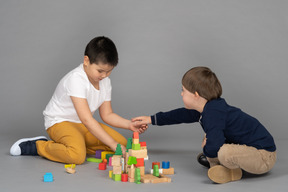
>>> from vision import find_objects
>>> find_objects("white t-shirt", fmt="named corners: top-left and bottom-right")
top-left (43, 64), bottom-right (112, 129)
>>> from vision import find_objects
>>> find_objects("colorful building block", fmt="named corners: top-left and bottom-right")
top-left (95, 150), bottom-right (104, 159)
top-left (133, 132), bottom-right (139, 139)
top-left (121, 173), bottom-right (128, 182)
top-left (152, 162), bottom-right (160, 169)
top-left (87, 157), bottom-right (102, 163)
top-left (134, 168), bottom-right (141, 184)
top-left (115, 144), bottom-right (123, 155)
top-left (162, 161), bottom-right (170, 169)
top-left (135, 158), bottom-right (144, 167)
top-left (132, 143), bottom-right (141, 150)
top-left (99, 162), bottom-right (107, 170)
top-left (153, 165), bottom-right (159, 177)
top-left (43, 173), bottom-right (53, 182)
top-left (101, 151), bottom-right (114, 160)
top-left (112, 174), bottom-right (122, 181)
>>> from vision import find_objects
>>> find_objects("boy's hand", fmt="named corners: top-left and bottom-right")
top-left (131, 116), bottom-right (152, 125)
top-left (129, 120), bottom-right (148, 134)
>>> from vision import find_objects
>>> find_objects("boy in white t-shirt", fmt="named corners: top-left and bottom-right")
top-left (10, 36), bottom-right (147, 164)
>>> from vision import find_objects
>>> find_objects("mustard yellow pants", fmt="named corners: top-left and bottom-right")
top-left (36, 121), bottom-right (127, 164)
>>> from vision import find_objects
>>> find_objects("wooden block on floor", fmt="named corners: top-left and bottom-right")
top-left (162, 167), bottom-right (175, 175)
top-left (140, 174), bottom-right (171, 184)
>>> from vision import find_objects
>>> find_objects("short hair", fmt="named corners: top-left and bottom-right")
top-left (84, 36), bottom-right (118, 66)
top-left (182, 66), bottom-right (222, 101)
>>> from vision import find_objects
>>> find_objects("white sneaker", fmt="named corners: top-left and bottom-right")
top-left (10, 136), bottom-right (47, 156)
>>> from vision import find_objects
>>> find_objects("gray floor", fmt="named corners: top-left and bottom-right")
top-left (1, 129), bottom-right (287, 192)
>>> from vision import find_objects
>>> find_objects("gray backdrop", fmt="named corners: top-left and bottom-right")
top-left (0, 0), bottom-right (287, 145)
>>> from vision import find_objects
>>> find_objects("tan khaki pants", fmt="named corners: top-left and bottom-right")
top-left (36, 121), bottom-right (127, 164)
top-left (207, 144), bottom-right (276, 174)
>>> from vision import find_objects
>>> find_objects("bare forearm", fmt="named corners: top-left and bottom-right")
top-left (102, 113), bottom-right (130, 130)
top-left (83, 118), bottom-right (118, 151)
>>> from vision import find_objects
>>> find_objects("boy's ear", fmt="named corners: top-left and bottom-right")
top-left (83, 56), bottom-right (90, 66)
top-left (195, 91), bottom-right (200, 98)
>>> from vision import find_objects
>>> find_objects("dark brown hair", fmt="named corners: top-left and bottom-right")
top-left (182, 66), bottom-right (222, 101)
top-left (84, 36), bottom-right (118, 66)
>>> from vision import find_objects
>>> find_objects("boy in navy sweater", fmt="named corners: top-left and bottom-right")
top-left (133, 66), bottom-right (276, 184)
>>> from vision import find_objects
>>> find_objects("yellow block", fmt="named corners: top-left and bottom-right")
top-left (64, 164), bottom-right (76, 169)
top-left (101, 151), bottom-right (114, 160)
top-left (109, 170), bottom-right (113, 178)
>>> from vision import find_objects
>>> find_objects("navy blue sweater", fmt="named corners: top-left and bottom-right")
top-left (151, 98), bottom-right (276, 158)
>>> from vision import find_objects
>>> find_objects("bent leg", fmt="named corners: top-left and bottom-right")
top-left (85, 123), bottom-right (127, 154)
top-left (218, 144), bottom-right (276, 174)
top-left (36, 122), bottom-right (87, 164)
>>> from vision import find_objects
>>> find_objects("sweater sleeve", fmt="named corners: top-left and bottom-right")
top-left (151, 108), bottom-right (200, 126)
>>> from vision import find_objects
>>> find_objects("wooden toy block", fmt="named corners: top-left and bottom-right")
top-left (151, 167), bottom-right (175, 175)
top-left (64, 164), bottom-right (76, 169)
top-left (109, 157), bottom-right (112, 166)
top-left (141, 174), bottom-right (171, 184)
top-left (99, 162), bottom-right (107, 170)
top-left (111, 155), bottom-right (122, 166)
top-left (121, 173), bottom-right (128, 182)
top-left (138, 166), bottom-right (145, 176)
top-left (162, 161), bottom-right (170, 169)
top-left (128, 165), bottom-right (135, 178)
top-left (95, 150), bottom-right (104, 159)
top-left (153, 165), bottom-right (159, 177)
top-left (133, 138), bottom-right (139, 144)
top-left (133, 132), bottom-right (139, 139)
top-left (112, 174), bottom-right (122, 181)
top-left (140, 142), bottom-right (147, 149)
top-left (86, 157), bottom-right (102, 163)
top-left (128, 149), bottom-right (148, 158)
top-left (43, 173), bottom-right (53, 182)
top-left (103, 159), bottom-right (107, 164)
top-left (109, 170), bottom-right (113, 178)
top-left (162, 167), bottom-right (174, 175)
top-left (135, 158), bottom-right (144, 167)
top-left (113, 165), bottom-right (122, 175)
top-left (134, 168), bottom-right (141, 184)
top-left (126, 138), bottom-right (132, 151)
top-left (101, 151), bottom-right (114, 160)
top-left (106, 154), bottom-right (114, 162)
top-left (152, 162), bottom-right (160, 169)
top-left (128, 177), bottom-right (135, 183)
top-left (115, 144), bottom-right (123, 155)
top-left (127, 156), bottom-right (137, 165)
top-left (66, 167), bottom-right (76, 174)
top-left (132, 143), bottom-right (141, 150)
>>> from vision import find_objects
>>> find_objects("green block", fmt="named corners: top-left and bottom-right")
top-left (115, 144), bottom-right (123, 155)
top-left (126, 138), bottom-right (132, 152)
top-left (86, 157), bottom-right (102, 163)
top-left (132, 143), bottom-right (141, 150)
top-left (134, 168), bottom-right (141, 184)
top-left (106, 154), bottom-right (114, 163)
top-left (112, 174), bottom-right (121, 181)
top-left (127, 156), bottom-right (137, 165)
top-left (153, 165), bottom-right (159, 177)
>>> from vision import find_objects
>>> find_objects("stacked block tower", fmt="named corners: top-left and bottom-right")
top-left (108, 132), bottom-right (173, 184)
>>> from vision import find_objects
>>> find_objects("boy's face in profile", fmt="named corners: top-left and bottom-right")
top-left (83, 56), bottom-right (114, 86)
top-left (181, 86), bottom-right (197, 110)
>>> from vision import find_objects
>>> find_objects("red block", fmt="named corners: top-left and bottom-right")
top-left (152, 162), bottom-right (160, 169)
top-left (135, 158), bottom-right (144, 167)
top-left (121, 173), bottom-right (128, 182)
top-left (133, 132), bottom-right (139, 139)
top-left (139, 142), bottom-right (147, 147)
top-left (98, 162), bottom-right (107, 170)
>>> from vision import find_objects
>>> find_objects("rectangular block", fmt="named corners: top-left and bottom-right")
top-left (132, 143), bottom-right (141, 150)
top-left (113, 165), bottom-right (122, 175)
top-left (128, 149), bottom-right (148, 158)
top-left (138, 166), bottom-right (145, 176)
top-left (135, 158), bottom-right (144, 167)
top-left (162, 168), bottom-right (174, 175)
top-left (95, 150), bottom-right (104, 159)
top-left (133, 138), bottom-right (139, 144)
top-left (111, 155), bottom-right (121, 166)
top-left (101, 151), bottom-right (114, 160)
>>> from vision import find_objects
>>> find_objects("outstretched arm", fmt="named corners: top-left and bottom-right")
top-left (71, 96), bottom-right (119, 151)
top-left (99, 101), bottom-right (148, 134)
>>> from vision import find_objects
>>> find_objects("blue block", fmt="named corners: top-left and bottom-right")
top-left (162, 161), bottom-right (170, 169)
top-left (44, 173), bottom-right (53, 182)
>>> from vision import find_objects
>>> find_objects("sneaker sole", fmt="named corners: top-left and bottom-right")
top-left (208, 165), bottom-right (242, 184)
top-left (10, 136), bottom-right (47, 156)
